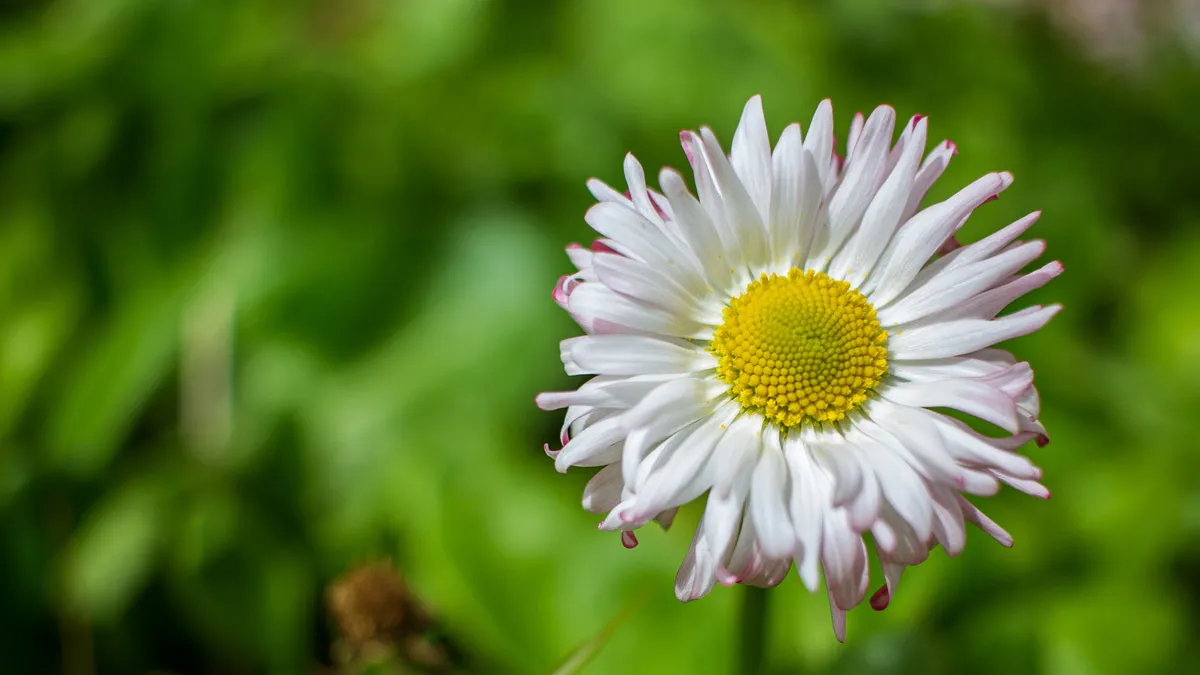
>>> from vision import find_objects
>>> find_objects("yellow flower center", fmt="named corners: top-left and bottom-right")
top-left (711, 269), bottom-right (888, 428)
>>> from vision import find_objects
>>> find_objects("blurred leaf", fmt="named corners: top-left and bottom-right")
top-left (0, 210), bottom-right (82, 438)
top-left (45, 268), bottom-right (189, 476)
top-left (59, 474), bottom-right (167, 622)
top-left (170, 485), bottom-right (239, 574)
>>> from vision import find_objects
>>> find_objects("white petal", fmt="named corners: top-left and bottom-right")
top-left (609, 422), bottom-right (705, 530)
top-left (730, 95), bottom-right (772, 223)
top-left (659, 167), bottom-right (734, 293)
top-left (883, 114), bottom-right (918, 178)
top-left (622, 377), bottom-right (724, 429)
top-left (782, 433), bottom-right (825, 590)
top-left (621, 377), bottom-right (726, 485)
top-left (741, 550), bottom-right (791, 589)
top-left (871, 518), bottom-right (897, 554)
top-left (586, 178), bottom-right (631, 205)
top-left (929, 487), bottom-right (967, 556)
top-left (623, 153), bottom-right (666, 227)
top-left (956, 468), bottom-right (1003, 496)
top-left (852, 428), bottom-right (934, 544)
top-left (887, 348), bottom-right (1014, 382)
top-left (861, 401), bottom-right (993, 495)
top-left (584, 201), bottom-right (706, 294)
top-left (626, 410), bottom-right (728, 520)
top-left (554, 414), bottom-right (625, 471)
top-left (654, 507), bottom-right (679, 530)
top-left (949, 210), bottom-right (1041, 263)
top-left (562, 405), bottom-right (597, 443)
top-left (565, 243), bottom-right (595, 273)
top-left (803, 100), bottom-right (835, 200)
top-left (830, 116), bottom-right (927, 288)
top-left (845, 452), bottom-right (882, 532)
top-left (888, 304), bottom-right (1062, 360)
top-left (976, 361), bottom-right (1035, 399)
top-left (812, 441), bottom-right (863, 507)
top-left (536, 374), bottom-right (672, 411)
top-left (592, 252), bottom-right (721, 323)
top-left (901, 139), bottom-right (955, 222)
top-left (883, 559), bottom-right (906, 593)
top-left (676, 469), bottom-right (751, 601)
top-left (854, 414), bottom-right (961, 486)
top-left (749, 427), bottom-right (796, 559)
top-left (937, 261), bottom-right (1064, 321)
top-left (828, 588), bottom-right (848, 643)
top-left (582, 464), bottom-right (624, 514)
top-left (958, 496), bottom-right (1013, 547)
top-left (1015, 385), bottom-right (1047, 442)
top-left (675, 515), bottom-right (711, 601)
top-left (722, 512), bottom-right (761, 584)
top-left (813, 105), bottom-right (896, 269)
top-left (699, 127), bottom-right (770, 272)
top-left (866, 172), bottom-right (1012, 306)
top-left (874, 504), bottom-right (932, 565)
top-left (648, 189), bottom-right (675, 222)
top-left (709, 413), bottom-right (762, 498)
top-left (993, 472), bottom-right (1050, 499)
top-left (822, 512), bottom-right (869, 611)
top-left (567, 282), bottom-right (712, 339)
top-left (681, 130), bottom-right (748, 281)
top-left (561, 334), bottom-right (716, 376)
top-left (912, 211), bottom-right (1041, 285)
top-left (767, 123), bottom-right (812, 267)
top-left (878, 240), bottom-right (1047, 327)
top-left (846, 112), bottom-right (865, 158)
top-left (881, 378), bottom-right (1021, 434)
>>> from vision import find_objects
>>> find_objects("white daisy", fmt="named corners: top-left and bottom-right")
top-left (538, 96), bottom-right (1061, 640)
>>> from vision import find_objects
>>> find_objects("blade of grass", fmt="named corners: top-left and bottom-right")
top-left (549, 589), bottom-right (651, 675)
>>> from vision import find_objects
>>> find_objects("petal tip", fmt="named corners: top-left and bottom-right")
top-left (869, 585), bottom-right (891, 611)
top-left (716, 566), bottom-right (741, 587)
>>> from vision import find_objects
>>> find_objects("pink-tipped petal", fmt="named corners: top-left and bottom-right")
top-left (590, 239), bottom-right (620, 255)
top-left (869, 584), bottom-right (890, 611)
top-left (829, 587), bottom-right (848, 643)
top-left (716, 566), bottom-right (741, 587)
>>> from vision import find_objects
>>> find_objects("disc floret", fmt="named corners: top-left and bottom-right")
top-left (711, 269), bottom-right (888, 428)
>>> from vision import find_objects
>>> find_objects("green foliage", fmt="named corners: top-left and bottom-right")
top-left (1, 0), bottom-right (1198, 673)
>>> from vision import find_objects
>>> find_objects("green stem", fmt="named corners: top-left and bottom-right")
top-left (737, 585), bottom-right (770, 675)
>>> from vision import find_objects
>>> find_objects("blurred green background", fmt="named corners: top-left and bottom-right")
top-left (2, 0), bottom-right (1200, 673)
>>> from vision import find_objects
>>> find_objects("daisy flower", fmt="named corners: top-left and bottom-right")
top-left (537, 96), bottom-right (1061, 640)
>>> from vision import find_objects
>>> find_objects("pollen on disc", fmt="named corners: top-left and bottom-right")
top-left (710, 269), bottom-right (888, 428)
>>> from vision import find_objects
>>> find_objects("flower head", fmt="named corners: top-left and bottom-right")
top-left (538, 96), bottom-right (1061, 640)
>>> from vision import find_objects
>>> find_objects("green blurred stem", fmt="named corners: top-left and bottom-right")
top-left (737, 585), bottom-right (769, 675)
